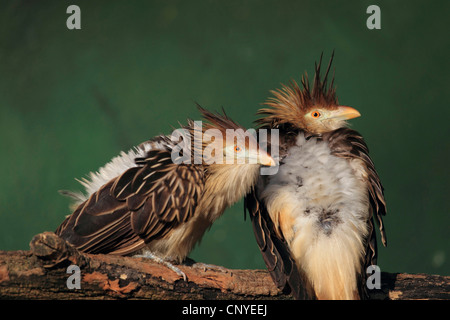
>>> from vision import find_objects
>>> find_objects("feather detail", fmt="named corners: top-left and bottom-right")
top-left (257, 52), bottom-right (338, 130)
top-left (245, 187), bottom-right (314, 299)
top-left (322, 128), bottom-right (387, 247)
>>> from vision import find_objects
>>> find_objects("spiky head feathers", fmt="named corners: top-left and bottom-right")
top-left (257, 53), bottom-right (360, 134)
top-left (185, 106), bottom-right (275, 166)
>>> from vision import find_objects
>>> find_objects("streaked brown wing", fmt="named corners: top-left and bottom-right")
top-left (115, 149), bottom-right (205, 243)
top-left (245, 187), bottom-right (313, 299)
top-left (56, 148), bottom-right (205, 255)
top-left (56, 179), bottom-right (142, 255)
top-left (323, 127), bottom-right (387, 299)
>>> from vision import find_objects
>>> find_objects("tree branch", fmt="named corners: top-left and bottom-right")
top-left (0, 232), bottom-right (448, 300)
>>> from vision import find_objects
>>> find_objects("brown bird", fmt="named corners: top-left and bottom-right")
top-left (56, 106), bottom-right (275, 278)
top-left (245, 53), bottom-right (387, 299)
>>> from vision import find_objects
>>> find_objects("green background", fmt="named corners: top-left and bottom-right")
top-left (0, 0), bottom-right (448, 276)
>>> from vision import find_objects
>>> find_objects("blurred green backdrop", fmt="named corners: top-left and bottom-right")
top-left (0, 0), bottom-right (448, 276)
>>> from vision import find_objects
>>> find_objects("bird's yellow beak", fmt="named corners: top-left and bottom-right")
top-left (258, 151), bottom-right (277, 166)
top-left (331, 106), bottom-right (361, 120)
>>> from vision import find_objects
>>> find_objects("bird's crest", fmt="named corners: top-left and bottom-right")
top-left (183, 105), bottom-right (253, 163)
top-left (257, 52), bottom-right (338, 129)
top-left (196, 104), bottom-right (243, 134)
top-left (179, 105), bottom-right (243, 152)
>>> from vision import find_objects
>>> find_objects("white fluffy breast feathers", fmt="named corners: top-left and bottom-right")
top-left (260, 133), bottom-right (370, 236)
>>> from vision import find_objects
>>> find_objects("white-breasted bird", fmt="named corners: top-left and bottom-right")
top-left (245, 53), bottom-right (387, 299)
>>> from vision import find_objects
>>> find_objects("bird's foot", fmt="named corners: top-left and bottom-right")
top-left (134, 252), bottom-right (187, 281)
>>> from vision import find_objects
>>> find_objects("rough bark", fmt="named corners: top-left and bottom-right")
top-left (0, 232), bottom-right (448, 300)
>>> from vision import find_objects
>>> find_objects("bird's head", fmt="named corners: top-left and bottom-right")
top-left (196, 106), bottom-right (276, 166)
top-left (300, 104), bottom-right (360, 134)
top-left (257, 52), bottom-right (361, 135)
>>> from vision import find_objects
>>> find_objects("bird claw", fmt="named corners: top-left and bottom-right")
top-left (134, 252), bottom-right (187, 281)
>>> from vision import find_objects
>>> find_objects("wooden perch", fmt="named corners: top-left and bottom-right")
top-left (0, 231), bottom-right (448, 300)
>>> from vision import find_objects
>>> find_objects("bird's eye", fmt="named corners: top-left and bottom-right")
top-left (311, 111), bottom-right (321, 118)
top-left (234, 146), bottom-right (242, 153)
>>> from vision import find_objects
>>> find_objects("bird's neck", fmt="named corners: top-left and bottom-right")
top-left (200, 164), bottom-right (261, 220)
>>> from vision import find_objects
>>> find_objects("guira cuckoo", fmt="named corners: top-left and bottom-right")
top-left (245, 53), bottom-right (387, 299)
top-left (56, 107), bottom-right (275, 278)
